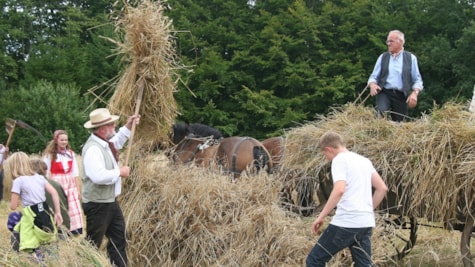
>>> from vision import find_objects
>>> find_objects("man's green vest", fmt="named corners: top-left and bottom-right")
top-left (81, 136), bottom-right (116, 203)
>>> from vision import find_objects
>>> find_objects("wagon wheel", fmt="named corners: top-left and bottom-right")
top-left (461, 215), bottom-right (474, 267)
top-left (375, 214), bottom-right (418, 263)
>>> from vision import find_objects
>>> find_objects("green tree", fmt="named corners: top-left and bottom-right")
top-left (1, 0), bottom-right (475, 146)
top-left (1, 0), bottom-right (119, 95)
top-left (169, 0), bottom-right (387, 138)
top-left (453, 22), bottom-right (475, 98)
top-left (0, 80), bottom-right (91, 154)
top-left (0, 0), bottom-right (35, 88)
top-left (21, 3), bottom-right (119, 95)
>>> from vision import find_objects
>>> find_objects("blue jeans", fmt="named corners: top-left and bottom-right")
top-left (306, 224), bottom-right (373, 267)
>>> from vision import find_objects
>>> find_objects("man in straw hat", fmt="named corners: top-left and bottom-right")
top-left (306, 131), bottom-right (387, 267)
top-left (81, 108), bottom-right (139, 267)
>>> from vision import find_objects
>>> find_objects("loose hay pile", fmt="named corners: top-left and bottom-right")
top-left (281, 103), bottom-right (475, 225)
top-left (121, 155), bottom-right (313, 266)
top-left (117, 148), bottom-right (416, 266)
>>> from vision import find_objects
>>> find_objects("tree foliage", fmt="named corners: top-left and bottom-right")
top-left (1, 0), bottom-right (118, 94)
top-left (1, 0), bottom-right (475, 147)
top-left (0, 80), bottom-right (91, 154)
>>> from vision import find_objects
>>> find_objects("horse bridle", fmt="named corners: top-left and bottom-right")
top-left (177, 137), bottom-right (215, 164)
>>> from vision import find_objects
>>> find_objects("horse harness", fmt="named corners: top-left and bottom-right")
top-left (179, 137), bottom-right (218, 164)
top-left (227, 137), bottom-right (251, 175)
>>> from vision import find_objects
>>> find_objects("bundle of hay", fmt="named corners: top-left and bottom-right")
top-left (120, 155), bottom-right (312, 266)
top-left (281, 102), bottom-right (475, 225)
top-left (105, 0), bottom-right (186, 153)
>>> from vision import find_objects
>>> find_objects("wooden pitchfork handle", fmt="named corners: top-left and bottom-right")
top-left (124, 80), bottom-right (144, 165)
top-left (5, 120), bottom-right (16, 148)
top-left (1, 120), bottom-right (15, 168)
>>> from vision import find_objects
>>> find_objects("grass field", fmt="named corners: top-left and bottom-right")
top-left (0, 199), bottom-right (470, 266)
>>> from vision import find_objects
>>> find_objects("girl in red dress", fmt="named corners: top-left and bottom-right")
top-left (43, 130), bottom-right (83, 236)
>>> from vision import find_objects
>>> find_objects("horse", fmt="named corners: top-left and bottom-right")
top-left (170, 123), bottom-right (272, 178)
top-left (261, 136), bottom-right (285, 170)
top-left (215, 136), bottom-right (273, 178)
top-left (172, 137), bottom-right (220, 167)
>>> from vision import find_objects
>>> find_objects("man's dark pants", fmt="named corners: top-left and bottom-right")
top-left (375, 89), bottom-right (408, 122)
top-left (83, 200), bottom-right (128, 267)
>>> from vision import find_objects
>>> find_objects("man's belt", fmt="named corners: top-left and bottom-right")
top-left (383, 88), bottom-right (404, 95)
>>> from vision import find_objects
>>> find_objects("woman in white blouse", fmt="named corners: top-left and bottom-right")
top-left (43, 130), bottom-right (83, 236)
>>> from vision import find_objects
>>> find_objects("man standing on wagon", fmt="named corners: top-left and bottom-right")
top-left (306, 131), bottom-right (388, 266)
top-left (368, 29), bottom-right (424, 122)
top-left (81, 108), bottom-right (139, 267)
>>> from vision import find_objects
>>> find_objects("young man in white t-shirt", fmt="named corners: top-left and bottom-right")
top-left (306, 131), bottom-right (388, 267)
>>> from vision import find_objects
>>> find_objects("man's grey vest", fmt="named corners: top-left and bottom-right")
top-left (81, 136), bottom-right (116, 203)
top-left (378, 51), bottom-right (413, 97)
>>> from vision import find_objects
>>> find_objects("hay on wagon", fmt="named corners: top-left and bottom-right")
top-left (280, 102), bottom-right (475, 226)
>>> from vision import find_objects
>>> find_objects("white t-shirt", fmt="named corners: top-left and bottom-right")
top-left (330, 151), bottom-right (376, 228)
top-left (11, 173), bottom-right (47, 207)
top-left (0, 145), bottom-right (6, 165)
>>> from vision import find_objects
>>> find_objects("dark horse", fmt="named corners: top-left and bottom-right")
top-left (170, 123), bottom-right (272, 178)
top-left (171, 123), bottom-right (223, 145)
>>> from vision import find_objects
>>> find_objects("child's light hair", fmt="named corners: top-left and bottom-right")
top-left (4, 152), bottom-right (35, 180)
top-left (30, 158), bottom-right (47, 176)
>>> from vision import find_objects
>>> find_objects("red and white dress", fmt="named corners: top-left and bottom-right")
top-left (44, 150), bottom-right (83, 233)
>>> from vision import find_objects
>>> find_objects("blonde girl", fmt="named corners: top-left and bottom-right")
top-left (6, 151), bottom-right (63, 252)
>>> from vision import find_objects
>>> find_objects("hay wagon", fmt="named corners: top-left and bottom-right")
top-left (277, 104), bottom-right (475, 266)
top-left (283, 171), bottom-right (475, 267)
top-left (281, 169), bottom-right (474, 266)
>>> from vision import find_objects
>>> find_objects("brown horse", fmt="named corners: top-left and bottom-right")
top-left (216, 136), bottom-right (273, 178)
top-left (261, 136), bottom-right (285, 169)
top-left (171, 135), bottom-right (273, 178)
top-left (172, 137), bottom-right (220, 167)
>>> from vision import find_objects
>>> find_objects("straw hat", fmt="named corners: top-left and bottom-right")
top-left (84, 108), bottom-right (120, 129)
